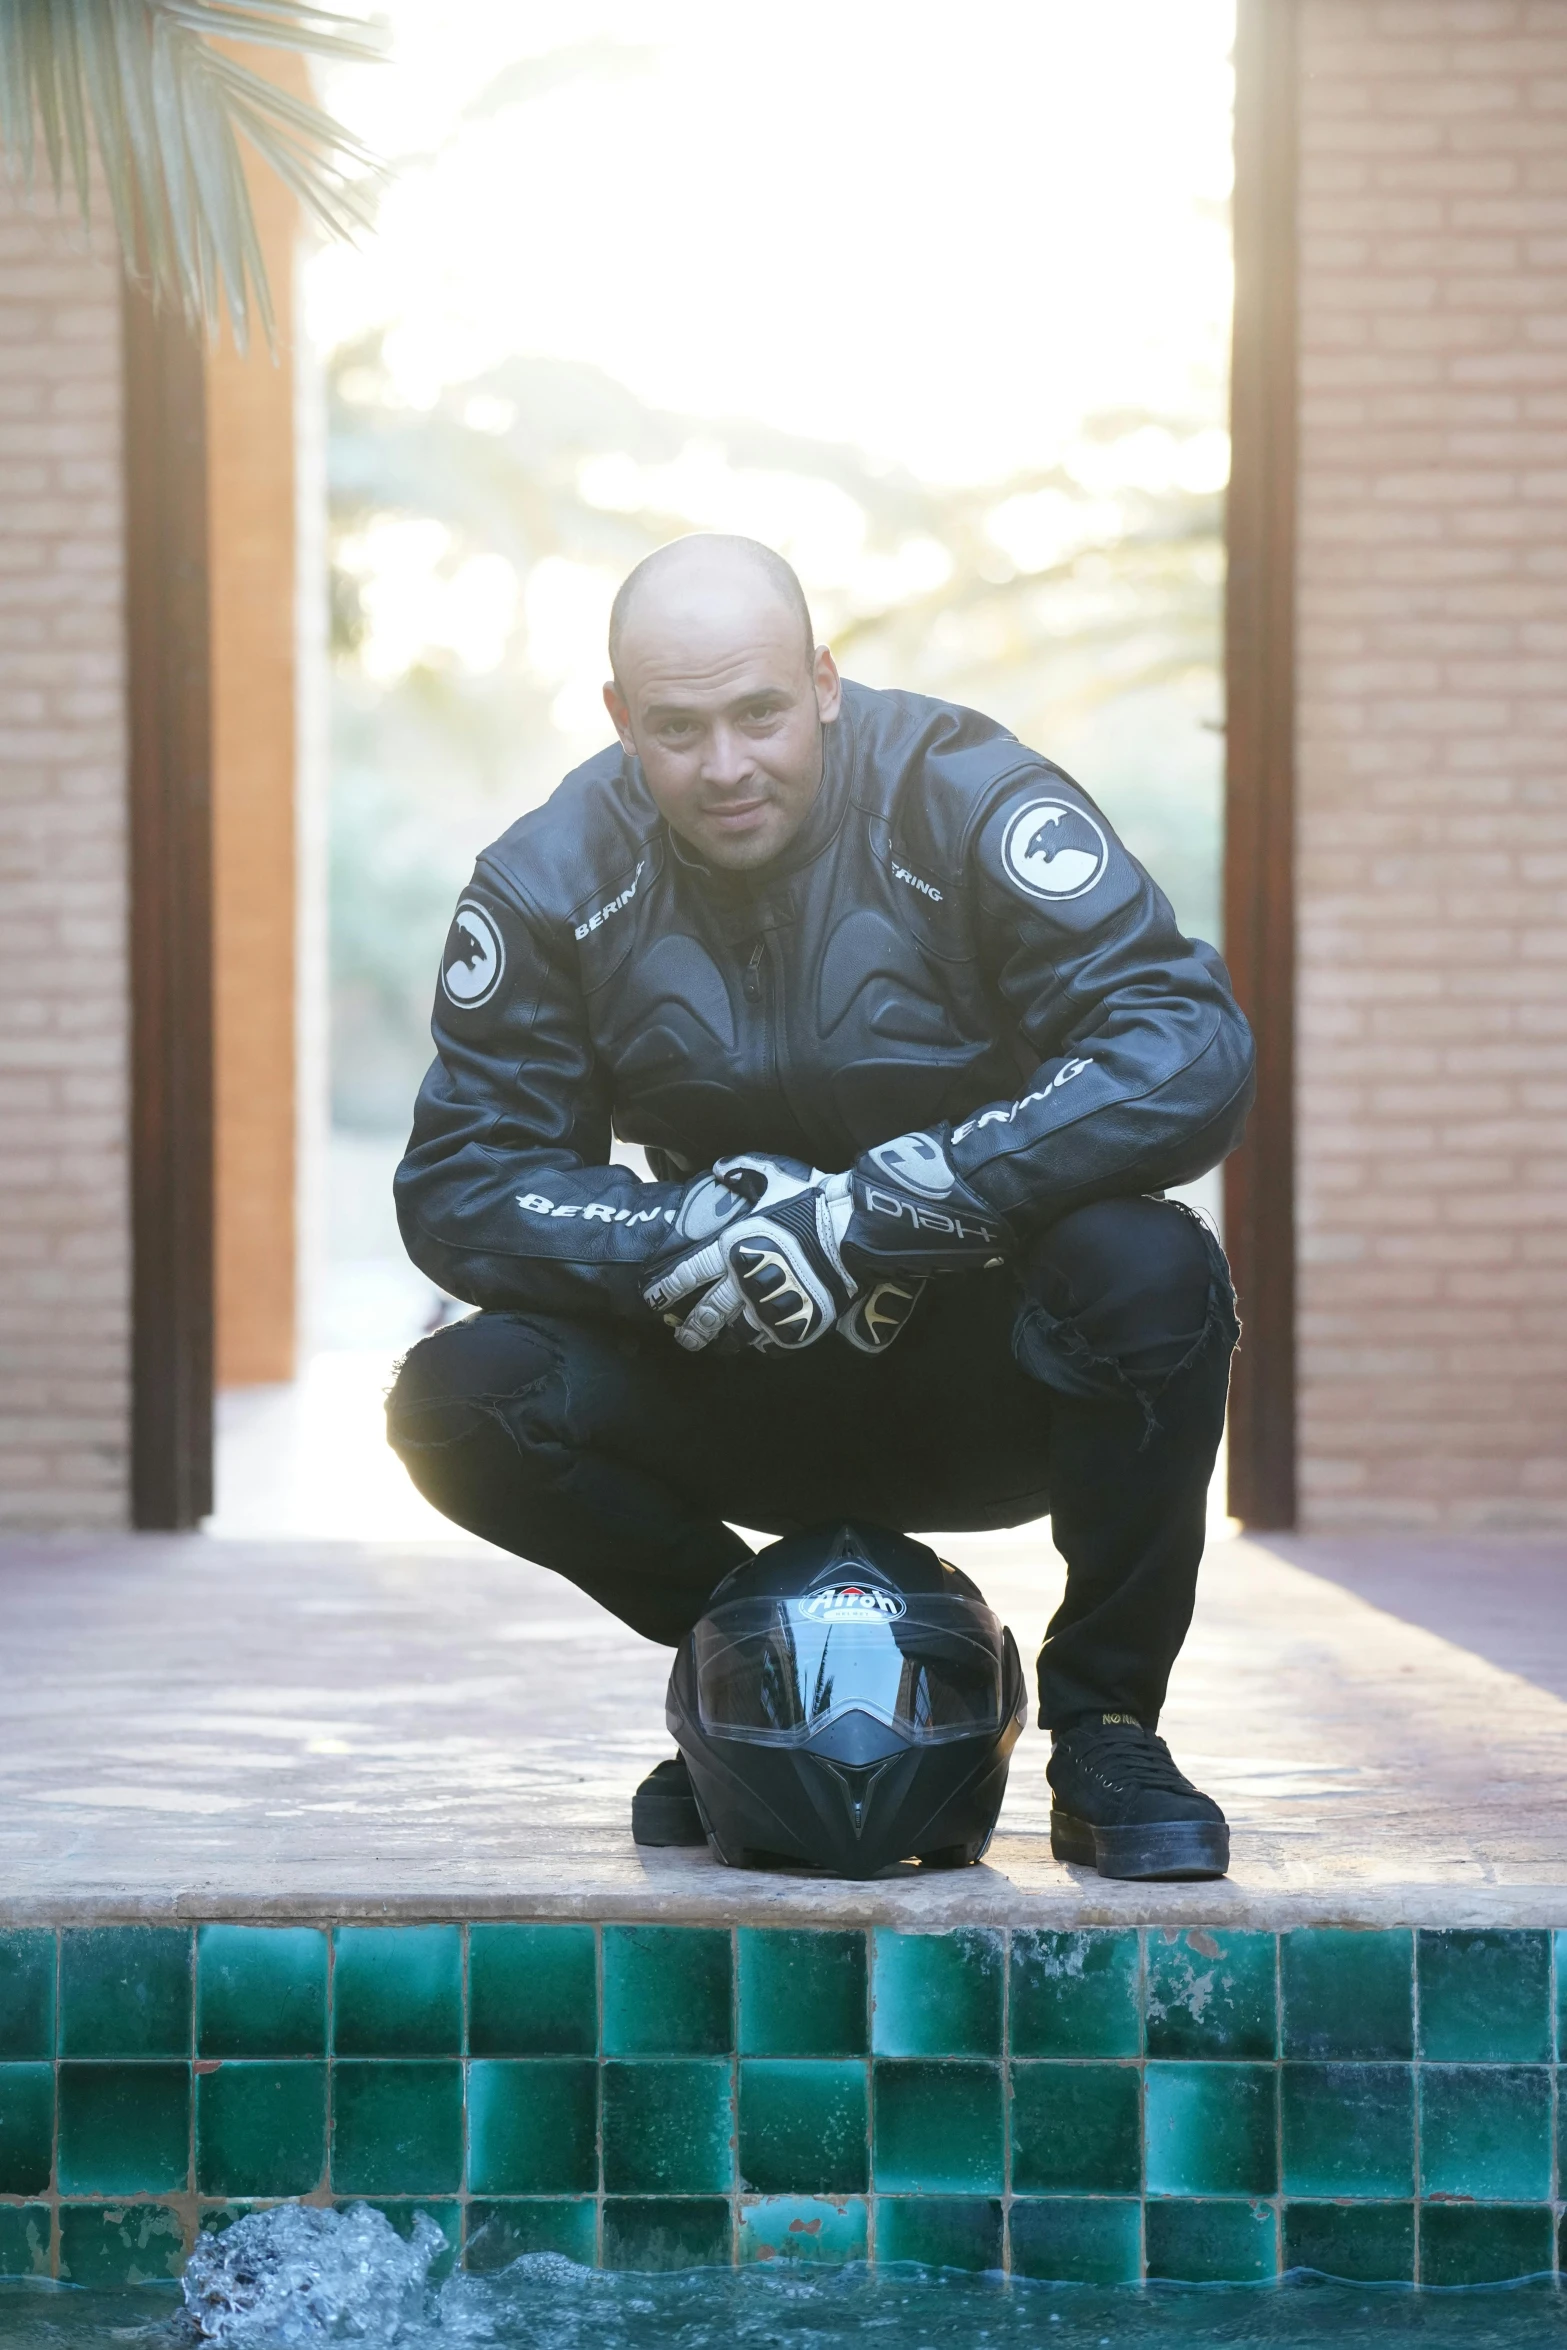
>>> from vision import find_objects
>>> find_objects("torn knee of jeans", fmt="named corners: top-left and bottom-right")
top-left (385, 1394), bottom-right (498, 1452)
top-left (1012, 1299), bottom-right (1135, 1403)
top-left (387, 1380), bottom-right (555, 1458)
top-left (1012, 1271), bottom-right (1239, 1448)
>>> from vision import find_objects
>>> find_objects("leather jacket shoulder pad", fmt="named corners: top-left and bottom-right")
top-left (476, 743), bottom-right (662, 935)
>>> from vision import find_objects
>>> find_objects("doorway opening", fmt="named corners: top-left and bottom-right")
top-left (206, 1), bottom-right (1238, 1539)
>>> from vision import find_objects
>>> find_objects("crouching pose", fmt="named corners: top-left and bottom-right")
top-left (387, 533), bottom-right (1253, 1881)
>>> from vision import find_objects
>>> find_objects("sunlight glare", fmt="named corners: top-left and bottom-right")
top-left (312, 0), bottom-right (1235, 486)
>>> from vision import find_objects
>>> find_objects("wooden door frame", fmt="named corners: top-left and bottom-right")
top-left (125, 278), bottom-right (214, 1529)
top-left (1224, 0), bottom-right (1300, 1528)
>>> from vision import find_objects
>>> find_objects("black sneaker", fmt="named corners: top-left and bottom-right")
top-left (1048, 1713), bottom-right (1229, 1881)
top-left (631, 1755), bottom-right (707, 1848)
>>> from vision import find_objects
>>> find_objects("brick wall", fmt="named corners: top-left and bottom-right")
top-left (0, 189), bottom-right (128, 1528)
top-left (1295, 1), bottom-right (1567, 1527)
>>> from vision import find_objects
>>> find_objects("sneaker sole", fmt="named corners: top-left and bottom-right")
top-left (630, 1787), bottom-right (708, 1849)
top-left (1051, 1806), bottom-right (1229, 1882)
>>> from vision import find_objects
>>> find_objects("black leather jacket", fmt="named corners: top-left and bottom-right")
top-left (396, 681), bottom-right (1254, 1317)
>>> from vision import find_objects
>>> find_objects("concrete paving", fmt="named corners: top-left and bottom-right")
top-left (2, 1526), bottom-right (1564, 1927)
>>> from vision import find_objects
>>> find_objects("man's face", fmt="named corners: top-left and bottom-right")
top-left (604, 587), bottom-right (841, 871)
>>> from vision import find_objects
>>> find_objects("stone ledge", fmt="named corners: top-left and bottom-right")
top-left (3, 1872), bottom-right (1567, 1932)
top-left (0, 1529), bottom-right (1563, 1930)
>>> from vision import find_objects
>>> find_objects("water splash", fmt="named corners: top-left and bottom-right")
top-left (180, 2204), bottom-right (444, 2348)
top-left (24, 2224), bottom-right (1532, 2350)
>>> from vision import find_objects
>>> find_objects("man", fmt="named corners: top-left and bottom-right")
top-left (388, 533), bottom-right (1253, 1881)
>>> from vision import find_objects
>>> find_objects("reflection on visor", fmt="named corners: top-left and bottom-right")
top-left (694, 1592), bottom-right (1007, 1748)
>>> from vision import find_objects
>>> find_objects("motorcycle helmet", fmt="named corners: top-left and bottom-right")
top-left (667, 1522), bottom-right (1027, 1878)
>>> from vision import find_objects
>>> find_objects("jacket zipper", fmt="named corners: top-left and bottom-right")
top-left (743, 930), bottom-right (787, 1113)
top-left (745, 913), bottom-right (813, 1144)
top-left (750, 931), bottom-right (784, 1103)
top-left (763, 923), bottom-right (799, 1129)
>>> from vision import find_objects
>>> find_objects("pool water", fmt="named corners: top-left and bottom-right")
top-left (0, 2263), bottom-right (1562, 2350)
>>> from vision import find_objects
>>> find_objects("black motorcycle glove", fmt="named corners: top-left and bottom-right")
top-left (836, 1274), bottom-right (928, 1354)
top-left (835, 1131), bottom-right (1012, 1282)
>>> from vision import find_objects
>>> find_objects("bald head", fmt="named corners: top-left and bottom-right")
top-left (602, 535), bottom-right (841, 872)
top-left (609, 534), bottom-right (814, 682)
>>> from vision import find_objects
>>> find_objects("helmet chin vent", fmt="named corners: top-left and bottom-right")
top-left (808, 1708), bottom-right (908, 1766)
top-left (819, 1754), bottom-right (898, 1838)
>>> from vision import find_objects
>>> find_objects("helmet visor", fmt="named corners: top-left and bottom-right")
top-left (694, 1590), bottom-right (1008, 1748)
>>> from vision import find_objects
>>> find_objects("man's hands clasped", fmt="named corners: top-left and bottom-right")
top-left (643, 1153), bottom-right (855, 1355)
top-left (642, 1134), bottom-right (1011, 1358)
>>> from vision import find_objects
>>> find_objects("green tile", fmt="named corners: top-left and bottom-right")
top-left (1556, 1931), bottom-right (1567, 2061)
top-left (871, 1930), bottom-right (1002, 2059)
top-left (359, 2201), bottom-right (460, 2282)
top-left (1284, 2202), bottom-right (1414, 2282)
top-left (195, 2060), bottom-right (326, 2197)
top-left (1281, 1929), bottom-right (1411, 2061)
top-left (737, 1930), bottom-right (867, 2057)
top-left (601, 2198), bottom-right (731, 2271)
top-left (467, 2059), bottom-right (597, 2194)
top-left (1145, 2062), bottom-right (1276, 2197)
top-left (738, 2059), bottom-right (867, 2194)
top-left (0, 2205), bottom-right (51, 2279)
top-left (1419, 2064), bottom-right (1551, 2202)
top-left (331, 2059), bottom-right (463, 2195)
top-left (1009, 1930), bottom-right (1140, 2059)
top-left (602, 1927), bottom-right (731, 2057)
top-left (738, 2196), bottom-right (868, 2265)
top-left (0, 1933), bottom-right (55, 2060)
top-left (57, 2060), bottom-right (189, 2194)
top-left (1281, 2064), bottom-right (1413, 2198)
top-left (874, 2196), bottom-right (1002, 2272)
top-left (1420, 2204), bottom-right (1554, 2287)
top-left (1417, 1930), bottom-right (1551, 2062)
top-left (332, 1926), bottom-right (462, 2057)
top-left (197, 1926), bottom-right (327, 2058)
top-left (1009, 2198), bottom-right (1141, 2284)
top-left (58, 2203), bottom-right (187, 2287)
top-left (1145, 2199), bottom-right (1277, 2282)
top-left (197, 2204), bottom-right (263, 2238)
top-left (1146, 1929), bottom-right (1276, 2060)
top-left (602, 2059), bottom-right (733, 2194)
top-left (1010, 2061), bottom-right (1140, 2193)
top-left (0, 2063), bottom-right (53, 2195)
top-left (872, 2061), bottom-right (1002, 2192)
top-left (465, 2199), bottom-right (597, 2273)
top-left (59, 1927), bottom-right (191, 2057)
top-left (468, 1925), bottom-right (597, 2057)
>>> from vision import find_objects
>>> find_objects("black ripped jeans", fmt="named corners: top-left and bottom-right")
top-left (386, 1198), bottom-right (1238, 1728)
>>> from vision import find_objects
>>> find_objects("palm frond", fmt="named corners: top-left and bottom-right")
top-left (0, 0), bottom-right (386, 350)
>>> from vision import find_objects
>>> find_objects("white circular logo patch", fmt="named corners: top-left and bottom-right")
top-left (1002, 799), bottom-right (1109, 902)
top-left (441, 900), bottom-right (505, 1009)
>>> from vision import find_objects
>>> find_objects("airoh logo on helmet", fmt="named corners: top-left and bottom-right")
top-left (800, 1583), bottom-right (907, 1622)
